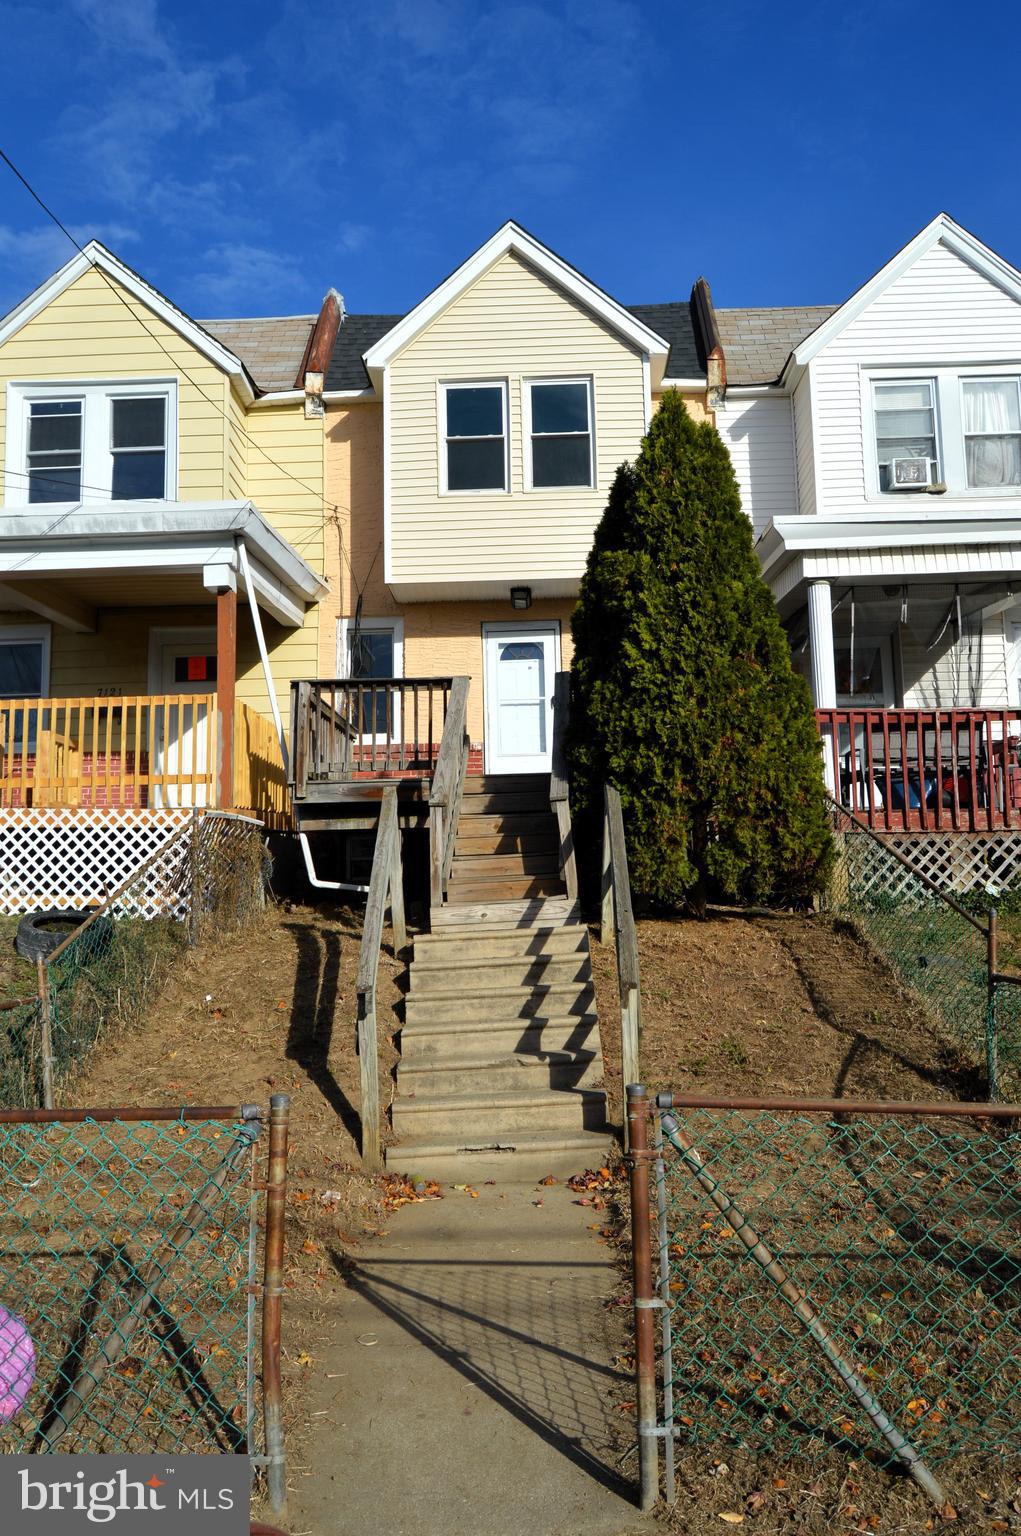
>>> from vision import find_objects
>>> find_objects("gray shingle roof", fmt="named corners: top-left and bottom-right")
top-left (325, 315), bottom-right (403, 390)
top-left (715, 306), bottom-right (838, 385)
top-left (626, 303), bottom-right (702, 378)
top-left (200, 315), bottom-right (316, 392)
top-left (324, 305), bottom-right (703, 391)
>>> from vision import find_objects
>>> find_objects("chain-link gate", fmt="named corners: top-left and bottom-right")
top-left (626, 1085), bottom-right (1021, 1511)
top-left (0, 1100), bottom-right (288, 1512)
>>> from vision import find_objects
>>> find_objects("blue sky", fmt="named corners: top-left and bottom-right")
top-left (0, 0), bottom-right (1017, 322)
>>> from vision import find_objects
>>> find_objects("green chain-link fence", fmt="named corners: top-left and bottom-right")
top-left (627, 1089), bottom-right (1021, 1507)
top-left (1, 812), bottom-right (266, 1110)
top-left (828, 810), bottom-right (1021, 1097)
top-left (0, 1104), bottom-right (286, 1480)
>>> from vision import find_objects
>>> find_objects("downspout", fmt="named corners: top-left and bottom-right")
top-left (238, 538), bottom-right (368, 895)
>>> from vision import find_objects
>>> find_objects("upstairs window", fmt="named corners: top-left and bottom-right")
top-left (443, 383), bottom-right (507, 492)
top-left (873, 380), bottom-right (938, 491)
top-left (8, 382), bottom-right (176, 505)
top-left (963, 377), bottom-right (1021, 488)
top-left (527, 379), bottom-right (594, 488)
top-left (27, 401), bottom-right (83, 503)
top-left (111, 397), bottom-right (167, 499)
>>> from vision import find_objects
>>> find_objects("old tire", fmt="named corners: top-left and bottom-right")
top-left (15, 910), bottom-right (91, 962)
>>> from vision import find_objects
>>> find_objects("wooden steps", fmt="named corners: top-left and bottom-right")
top-left (391, 772), bottom-right (608, 1180)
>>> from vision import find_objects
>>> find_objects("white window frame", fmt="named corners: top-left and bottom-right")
top-left (337, 616), bottom-right (405, 745)
top-left (959, 373), bottom-right (1021, 493)
top-left (834, 633), bottom-right (894, 708)
top-left (5, 379), bottom-right (178, 505)
top-left (868, 375), bottom-right (941, 498)
top-left (438, 380), bottom-right (509, 496)
top-left (863, 365), bottom-right (1021, 501)
top-left (0, 622), bottom-right (51, 700)
top-left (523, 376), bottom-right (595, 491)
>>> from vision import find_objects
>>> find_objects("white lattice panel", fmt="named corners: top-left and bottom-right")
top-left (834, 826), bottom-right (1021, 900)
top-left (0, 808), bottom-right (193, 915)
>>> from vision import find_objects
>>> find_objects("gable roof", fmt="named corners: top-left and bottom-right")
top-left (717, 306), bottom-right (837, 385)
top-left (626, 303), bottom-right (702, 380)
top-left (791, 212), bottom-right (1021, 369)
top-left (362, 220), bottom-right (671, 387)
top-left (0, 240), bottom-right (259, 400)
top-left (201, 315), bottom-right (316, 392)
top-left (327, 314), bottom-right (404, 391)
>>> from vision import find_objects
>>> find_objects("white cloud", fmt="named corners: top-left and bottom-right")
top-left (190, 243), bottom-right (305, 309)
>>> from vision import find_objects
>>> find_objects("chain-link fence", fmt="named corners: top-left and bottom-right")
top-left (828, 809), bottom-right (1021, 1098)
top-left (626, 1086), bottom-right (1021, 1510)
top-left (1, 812), bottom-right (266, 1110)
top-left (0, 1100), bottom-right (287, 1507)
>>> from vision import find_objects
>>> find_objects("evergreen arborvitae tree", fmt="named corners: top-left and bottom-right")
top-left (570, 390), bottom-right (831, 912)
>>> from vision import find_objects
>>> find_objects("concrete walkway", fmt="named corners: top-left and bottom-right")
top-left (290, 1178), bottom-right (648, 1536)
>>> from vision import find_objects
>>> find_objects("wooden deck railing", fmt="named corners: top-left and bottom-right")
top-left (233, 700), bottom-right (291, 827)
top-left (355, 786), bottom-right (406, 1170)
top-left (428, 676), bottom-right (470, 916)
top-left (289, 677), bottom-right (455, 797)
top-left (817, 708), bottom-right (1021, 832)
top-left (599, 784), bottom-right (641, 1138)
top-left (0, 694), bottom-right (216, 809)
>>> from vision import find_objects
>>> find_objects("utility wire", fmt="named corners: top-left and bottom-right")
top-left (0, 145), bottom-right (361, 592)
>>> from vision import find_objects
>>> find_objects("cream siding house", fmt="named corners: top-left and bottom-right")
top-left (319, 222), bottom-right (708, 769)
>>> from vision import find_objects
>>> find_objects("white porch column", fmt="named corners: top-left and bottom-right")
top-left (807, 579), bottom-right (838, 794)
top-left (807, 579), bottom-right (836, 707)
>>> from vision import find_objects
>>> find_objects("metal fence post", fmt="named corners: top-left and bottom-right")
top-left (627, 1082), bottom-right (659, 1510)
top-left (35, 956), bottom-right (55, 1110)
top-left (262, 1093), bottom-right (289, 1516)
top-left (189, 806), bottom-right (202, 947)
top-left (986, 907), bottom-right (1000, 1101)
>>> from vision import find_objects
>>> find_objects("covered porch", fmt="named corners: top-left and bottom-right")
top-left (0, 501), bottom-right (326, 825)
top-left (759, 511), bottom-right (1021, 832)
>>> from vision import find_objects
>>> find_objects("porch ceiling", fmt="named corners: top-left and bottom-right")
top-left (0, 499), bottom-right (328, 631)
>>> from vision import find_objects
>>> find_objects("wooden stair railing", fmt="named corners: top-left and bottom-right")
top-left (550, 671), bottom-right (578, 903)
top-left (355, 785), bottom-right (407, 1170)
top-left (428, 676), bottom-right (470, 919)
top-left (600, 784), bottom-right (641, 1133)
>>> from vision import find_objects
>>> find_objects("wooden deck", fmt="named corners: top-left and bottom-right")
top-left (818, 707), bottom-right (1021, 833)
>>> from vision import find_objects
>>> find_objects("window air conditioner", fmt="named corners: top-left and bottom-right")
top-left (888, 457), bottom-right (933, 490)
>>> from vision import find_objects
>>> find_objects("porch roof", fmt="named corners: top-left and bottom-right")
top-left (758, 510), bottom-right (1021, 614)
top-left (0, 499), bottom-right (327, 632)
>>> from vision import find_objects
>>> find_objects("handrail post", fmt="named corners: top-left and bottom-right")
top-left (356, 786), bottom-right (400, 1169)
top-left (387, 788), bottom-right (407, 953)
top-left (262, 1093), bottom-right (289, 1517)
top-left (599, 785), bottom-right (614, 944)
top-left (627, 1083), bottom-right (659, 1510)
top-left (606, 785), bottom-right (641, 1117)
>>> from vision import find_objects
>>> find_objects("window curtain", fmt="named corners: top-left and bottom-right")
top-left (963, 380), bottom-right (1021, 486)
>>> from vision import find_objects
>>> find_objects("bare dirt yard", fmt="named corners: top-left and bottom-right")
top-left (589, 910), bottom-right (1019, 1536)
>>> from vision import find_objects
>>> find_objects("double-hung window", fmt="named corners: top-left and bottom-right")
top-left (962, 377), bottom-right (1021, 488)
top-left (873, 380), bottom-right (938, 491)
top-left (9, 382), bottom-right (175, 504)
top-left (527, 378), bottom-right (594, 488)
top-left (442, 383), bottom-right (507, 492)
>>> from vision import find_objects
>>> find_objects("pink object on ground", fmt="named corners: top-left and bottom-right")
top-left (0, 1305), bottom-right (35, 1421)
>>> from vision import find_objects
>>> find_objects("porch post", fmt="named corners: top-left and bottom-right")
top-left (216, 585), bottom-right (237, 809)
top-left (807, 579), bottom-right (838, 793)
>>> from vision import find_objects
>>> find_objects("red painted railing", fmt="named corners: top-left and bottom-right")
top-left (816, 708), bottom-right (1021, 832)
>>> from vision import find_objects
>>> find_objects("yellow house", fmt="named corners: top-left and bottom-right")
top-left (0, 241), bottom-right (336, 824)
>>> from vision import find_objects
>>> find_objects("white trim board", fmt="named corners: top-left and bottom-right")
top-left (363, 221), bottom-right (670, 388)
top-left (792, 213), bottom-right (1021, 370)
top-left (0, 241), bottom-right (256, 404)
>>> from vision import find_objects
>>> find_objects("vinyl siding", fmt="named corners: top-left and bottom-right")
top-left (227, 387), bottom-right (248, 500)
top-left (900, 602), bottom-right (1011, 708)
top-left (387, 250), bottom-right (648, 586)
top-left (792, 372), bottom-right (816, 517)
top-left (0, 266), bottom-right (230, 501)
top-left (811, 240), bottom-right (1021, 516)
top-left (715, 394), bottom-right (797, 537)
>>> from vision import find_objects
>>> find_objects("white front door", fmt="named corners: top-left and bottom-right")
top-left (151, 628), bottom-right (216, 807)
top-left (483, 622), bottom-right (559, 775)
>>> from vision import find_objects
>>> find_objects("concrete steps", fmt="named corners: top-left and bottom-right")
top-left (391, 776), bottom-right (609, 1179)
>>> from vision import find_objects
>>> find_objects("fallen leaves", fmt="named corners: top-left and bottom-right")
top-left (717, 1515), bottom-right (744, 1525)
top-left (380, 1173), bottom-right (444, 1211)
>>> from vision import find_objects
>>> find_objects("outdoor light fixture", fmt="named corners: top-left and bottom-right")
top-left (510, 586), bottom-right (532, 610)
